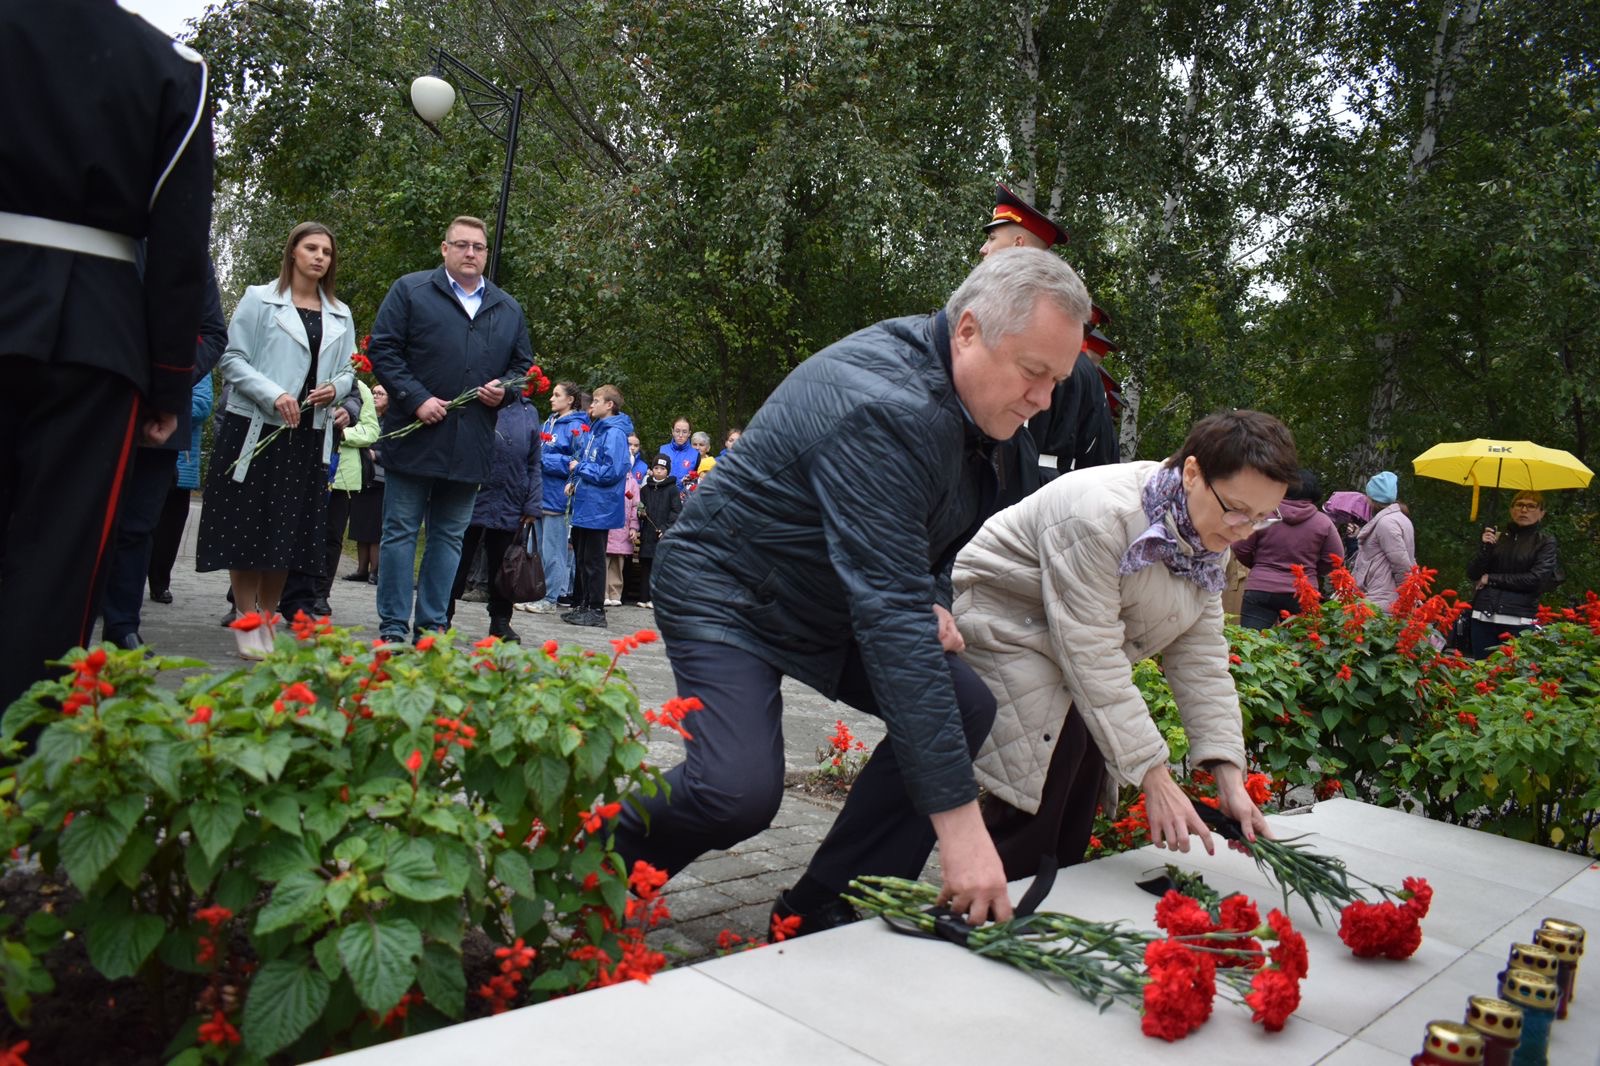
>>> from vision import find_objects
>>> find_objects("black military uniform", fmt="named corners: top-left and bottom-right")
top-left (1027, 300), bottom-right (1120, 483)
top-left (979, 184), bottom-right (1118, 505)
top-left (0, 0), bottom-right (213, 709)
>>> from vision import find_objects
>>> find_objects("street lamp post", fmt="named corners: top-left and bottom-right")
top-left (410, 48), bottom-right (524, 284)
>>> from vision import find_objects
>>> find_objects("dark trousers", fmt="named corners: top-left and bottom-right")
top-left (0, 357), bottom-right (141, 710)
top-left (448, 524), bottom-right (515, 623)
top-left (99, 446), bottom-right (178, 641)
top-left (281, 489), bottom-right (355, 619)
top-left (638, 555), bottom-right (656, 600)
top-left (1239, 589), bottom-right (1298, 630)
top-left (620, 554), bottom-right (646, 604)
top-left (570, 525), bottom-right (607, 611)
top-left (147, 482), bottom-right (193, 593)
top-left (980, 708), bottom-right (1107, 881)
top-left (1469, 618), bottom-right (1532, 659)
top-left (613, 639), bottom-right (997, 895)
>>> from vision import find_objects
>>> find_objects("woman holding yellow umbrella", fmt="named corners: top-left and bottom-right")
top-left (1465, 491), bottom-right (1562, 658)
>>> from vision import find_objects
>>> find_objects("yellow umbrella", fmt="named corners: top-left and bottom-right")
top-left (1412, 438), bottom-right (1593, 520)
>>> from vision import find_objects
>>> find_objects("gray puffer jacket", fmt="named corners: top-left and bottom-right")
top-left (651, 311), bottom-right (997, 816)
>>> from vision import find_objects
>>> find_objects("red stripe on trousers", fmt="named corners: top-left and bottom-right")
top-left (78, 396), bottom-right (142, 643)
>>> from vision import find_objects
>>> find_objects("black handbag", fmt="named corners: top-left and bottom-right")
top-left (496, 524), bottom-right (546, 603)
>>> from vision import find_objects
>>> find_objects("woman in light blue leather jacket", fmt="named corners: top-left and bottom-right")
top-left (197, 221), bottom-right (356, 658)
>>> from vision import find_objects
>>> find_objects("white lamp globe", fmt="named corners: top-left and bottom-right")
top-left (410, 75), bottom-right (456, 122)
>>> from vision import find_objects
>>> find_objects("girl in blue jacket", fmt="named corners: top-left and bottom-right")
top-left (564, 384), bottom-right (633, 627)
top-left (526, 382), bottom-right (588, 611)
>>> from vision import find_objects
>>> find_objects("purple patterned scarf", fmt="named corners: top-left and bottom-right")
top-left (1117, 464), bottom-right (1227, 593)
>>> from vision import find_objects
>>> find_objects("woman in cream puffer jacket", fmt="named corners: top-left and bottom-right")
top-left (954, 410), bottom-right (1299, 879)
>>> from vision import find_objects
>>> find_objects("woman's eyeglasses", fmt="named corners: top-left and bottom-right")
top-left (1206, 481), bottom-right (1282, 530)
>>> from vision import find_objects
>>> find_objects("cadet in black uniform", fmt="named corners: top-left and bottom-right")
top-left (0, 0), bottom-right (213, 709)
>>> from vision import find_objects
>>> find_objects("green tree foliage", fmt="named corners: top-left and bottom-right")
top-left (192, 0), bottom-right (1597, 588)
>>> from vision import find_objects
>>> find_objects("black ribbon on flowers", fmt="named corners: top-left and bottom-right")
top-left (880, 855), bottom-right (1060, 946)
top-left (1134, 806), bottom-right (1248, 899)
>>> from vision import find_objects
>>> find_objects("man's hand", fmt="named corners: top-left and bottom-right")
top-left (415, 397), bottom-right (448, 425)
top-left (933, 604), bottom-right (965, 653)
top-left (477, 380), bottom-right (506, 407)
top-left (1140, 765), bottom-right (1215, 855)
top-left (332, 407), bottom-right (351, 430)
top-left (929, 801), bottom-right (1011, 925)
top-left (140, 411), bottom-right (178, 447)
top-left (274, 392), bottom-right (301, 428)
top-left (1211, 762), bottom-right (1272, 844)
top-left (306, 383), bottom-right (336, 407)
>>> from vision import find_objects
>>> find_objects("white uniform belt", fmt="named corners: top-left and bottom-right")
top-left (1471, 609), bottom-right (1535, 627)
top-left (0, 211), bottom-right (138, 263)
top-left (1038, 453), bottom-right (1059, 470)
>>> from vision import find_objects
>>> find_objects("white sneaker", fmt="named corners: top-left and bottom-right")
top-left (604, 598), bottom-right (622, 607)
top-left (519, 600), bottom-right (560, 613)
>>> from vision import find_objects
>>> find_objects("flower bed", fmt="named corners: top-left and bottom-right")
top-left (1100, 564), bottom-right (1600, 860)
top-left (0, 621), bottom-right (690, 1063)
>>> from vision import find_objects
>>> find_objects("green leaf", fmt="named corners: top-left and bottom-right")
top-left (303, 800), bottom-right (349, 844)
top-left (60, 812), bottom-right (132, 893)
top-left (112, 829), bottom-right (159, 890)
top-left (185, 841), bottom-right (223, 894)
top-left (418, 941), bottom-right (465, 1020)
top-left (384, 839), bottom-right (455, 902)
top-left (219, 731), bottom-right (293, 784)
top-left (337, 917), bottom-right (422, 1014)
top-left (85, 909), bottom-right (165, 980)
top-left (388, 684), bottom-right (436, 732)
top-left (333, 836), bottom-right (368, 864)
top-left (252, 835), bottom-right (318, 880)
top-left (255, 870), bottom-right (326, 935)
top-left (313, 935), bottom-right (343, 981)
top-left (324, 873), bottom-right (358, 919)
top-left (493, 850), bottom-right (536, 899)
top-left (528, 843), bottom-right (560, 871)
top-left (241, 958), bottom-right (329, 1058)
top-left (261, 793), bottom-right (302, 838)
top-left (36, 722), bottom-right (90, 789)
top-left (526, 753), bottom-right (569, 800)
top-left (215, 867), bottom-right (259, 913)
top-left (134, 741), bottom-right (184, 800)
top-left (191, 794), bottom-right (245, 864)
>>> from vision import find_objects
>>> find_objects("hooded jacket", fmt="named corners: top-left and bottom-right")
top-left (1349, 503), bottom-right (1415, 609)
top-left (571, 412), bottom-right (636, 530)
top-left (538, 409), bottom-right (589, 514)
top-left (1231, 499), bottom-right (1345, 594)
top-left (659, 438), bottom-right (700, 490)
top-left (651, 311), bottom-right (997, 816)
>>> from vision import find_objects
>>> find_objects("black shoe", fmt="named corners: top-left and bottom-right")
top-left (556, 594), bottom-right (575, 608)
top-left (562, 608), bottom-right (606, 628)
top-left (341, 572), bottom-right (369, 582)
top-left (109, 632), bottom-right (145, 652)
top-left (488, 618), bottom-right (522, 643)
top-left (311, 601), bottom-right (332, 616)
top-left (367, 573), bottom-right (378, 585)
top-left (769, 889), bottom-right (859, 941)
top-left (149, 587), bottom-right (173, 604)
top-left (220, 607), bottom-right (239, 628)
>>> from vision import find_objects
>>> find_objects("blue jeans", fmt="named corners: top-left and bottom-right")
top-left (537, 509), bottom-right (571, 603)
top-left (377, 471), bottom-right (478, 640)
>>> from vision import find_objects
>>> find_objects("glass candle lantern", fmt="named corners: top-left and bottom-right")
top-left (1530, 929), bottom-right (1579, 1020)
top-left (1412, 1020), bottom-right (1485, 1065)
top-left (1463, 995), bottom-right (1522, 1066)
top-left (1499, 969), bottom-right (1558, 1066)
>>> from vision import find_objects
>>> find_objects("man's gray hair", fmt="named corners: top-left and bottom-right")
top-left (946, 247), bottom-right (1092, 341)
top-left (691, 431), bottom-right (711, 447)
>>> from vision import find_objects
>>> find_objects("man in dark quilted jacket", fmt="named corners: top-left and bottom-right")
top-left (613, 249), bottom-right (1092, 933)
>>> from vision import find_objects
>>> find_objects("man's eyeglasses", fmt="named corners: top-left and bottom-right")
top-left (447, 240), bottom-right (488, 253)
top-left (1206, 481), bottom-right (1281, 531)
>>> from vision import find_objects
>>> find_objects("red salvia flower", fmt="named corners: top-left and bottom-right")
top-left (186, 705), bottom-right (213, 725)
top-left (197, 1010), bottom-right (241, 1047)
top-left (770, 912), bottom-right (802, 943)
top-left (415, 635), bottom-right (436, 651)
top-left (405, 749), bottom-right (423, 774)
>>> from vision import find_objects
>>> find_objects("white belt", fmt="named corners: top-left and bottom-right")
top-left (0, 210), bottom-right (138, 263)
top-left (1471, 609), bottom-right (1535, 627)
top-left (1038, 453), bottom-right (1059, 470)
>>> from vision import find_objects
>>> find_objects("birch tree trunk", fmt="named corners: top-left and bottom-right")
top-left (1351, 0), bottom-right (1483, 476)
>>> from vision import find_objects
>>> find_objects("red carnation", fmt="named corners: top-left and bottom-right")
top-left (1218, 894), bottom-right (1260, 935)
top-left (1400, 876), bottom-right (1432, 919)
top-left (1245, 967), bottom-right (1301, 1031)
top-left (1154, 891), bottom-right (1216, 937)
top-left (1338, 899), bottom-right (1422, 959)
top-left (1140, 939), bottom-right (1216, 1041)
top-left (1266, 909), bottom-right (1308, 980)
